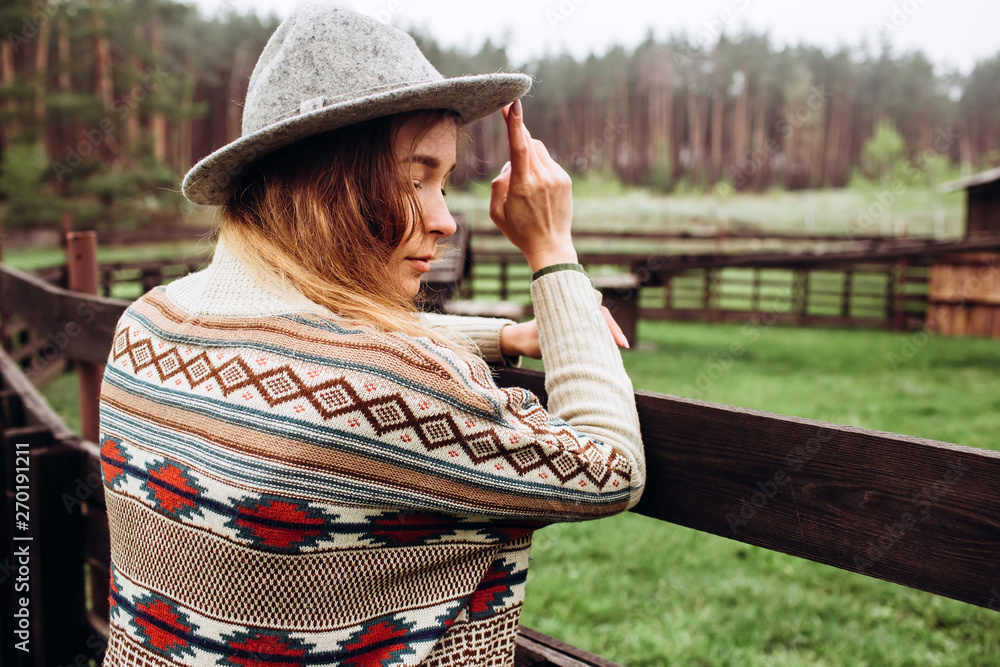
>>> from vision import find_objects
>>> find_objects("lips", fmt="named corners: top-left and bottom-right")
top-left (406, 256), bottom-right (433, 273)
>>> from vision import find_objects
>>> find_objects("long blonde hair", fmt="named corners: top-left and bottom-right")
top-left (219, 110), bottom-right (483, 363)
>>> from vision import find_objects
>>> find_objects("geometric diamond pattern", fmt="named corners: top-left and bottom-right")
top-left (112, 325), bottom-right (630, 492)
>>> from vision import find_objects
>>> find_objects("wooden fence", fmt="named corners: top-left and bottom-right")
top-left (1, 253), bottom-right (999, 665)
top-left (29, 232), bottom-right (998, 341)
top-left (464, 234), bottom-right (1000, 334)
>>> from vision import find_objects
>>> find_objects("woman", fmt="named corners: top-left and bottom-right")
top-left (98, 3), bottom-right (643, 665)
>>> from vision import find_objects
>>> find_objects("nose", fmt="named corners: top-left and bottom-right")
top-left (422, 196), bottom-right (457, 239)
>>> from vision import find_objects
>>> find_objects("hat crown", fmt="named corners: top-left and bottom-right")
top-left (242, 3), bottom-right (444, 136)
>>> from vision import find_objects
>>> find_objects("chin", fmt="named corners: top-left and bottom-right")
top-left (403, 281), bottom-right (422, 300)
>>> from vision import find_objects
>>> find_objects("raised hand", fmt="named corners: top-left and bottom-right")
top-left (489, 100), bottom-right (579, 273)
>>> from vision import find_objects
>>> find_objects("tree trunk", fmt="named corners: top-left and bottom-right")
top-left (34, 1), bottom-right (51, 152)
top-left (687, 89), bottom-right (704, 176)
top-left (751, 85), bottom-right (767, 188)
top-left (0, 40), bottom-right (17, 146)
top-left (124, 25), bottom-right (143, 150)
top-left (710, 88), bottom-right (724, 182)
top-left (91, 0), bottom-right (114, 110)
top-left (823, 94), bottom-right (843, 187)
top-left (150, 12), bottom-right (168, 163)
top-left (57, 15), bottom-right (70, 92)
top-left (227, 43), bottom-right (253, 143)
top-left (730, 71), bottom-right (749, 186)
top-left (614, 64), bottom-right (629, 175)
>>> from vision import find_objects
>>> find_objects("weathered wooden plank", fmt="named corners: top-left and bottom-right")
top-left (636, 308), bottom-right (892, 330)
top-left (27, 445), bottom-right (89, 665)
top-left (0, 344), bottom-right (83, 446)
top-left (84, 507), bottom-right (111, 573)
top-left (471, 236), bottom-right (1000, 272)
top-left (0, 264), bottom-right (129, 366)
top-left (471, 227), bottom-right (934, 244)
top-left (514, 627), bottom-right (622, 667)
top-left (495, 368), bottom-right (1000, 612)
top-left (0, 389), bottom-right (25, 432)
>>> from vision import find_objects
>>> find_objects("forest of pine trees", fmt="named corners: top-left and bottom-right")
top-left (1, 0), bottom-right (999, 229)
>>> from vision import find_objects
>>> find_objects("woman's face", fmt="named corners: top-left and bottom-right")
top-left (388, 116), bottom-right (459, 298)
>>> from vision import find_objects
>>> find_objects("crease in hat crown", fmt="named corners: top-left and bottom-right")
top-left (182, 1), bottom-right (532, 206)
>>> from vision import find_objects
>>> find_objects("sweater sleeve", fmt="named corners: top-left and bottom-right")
top-left (419, 312), bottom-right (518, 366)
top-left (530, 269), bottom-right (645, 508)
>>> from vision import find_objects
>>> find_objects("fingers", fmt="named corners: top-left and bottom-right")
top-left (503, 99), bottom-right (534, 177)
top-left (600, 306), bottom-right (630, 349)
top-left (489, 162), bottom-right (511, 225)
top-left (531, 138), bottom-right (559, 170)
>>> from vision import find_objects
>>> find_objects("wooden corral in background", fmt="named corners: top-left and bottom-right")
top-left (944, 166), bottom-right (1000, 239)
top-left (928, 252), bottom-right (1000, 338)
top-left (934, 169), bottom-right (1000, 338)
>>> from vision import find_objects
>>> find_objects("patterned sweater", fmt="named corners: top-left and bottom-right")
top-left (98, 239), bottom-right (644, 666)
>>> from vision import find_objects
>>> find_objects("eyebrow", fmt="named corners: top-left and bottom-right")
top-left (404, 154), bottom-right (457, 173)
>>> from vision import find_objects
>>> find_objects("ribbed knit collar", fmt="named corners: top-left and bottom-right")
top-left (163, 237), bottom-right (328, 318)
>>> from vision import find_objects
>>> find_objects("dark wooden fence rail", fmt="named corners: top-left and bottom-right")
top-left (1, 260), bottom-right (999, 666)
top-left (35, 258), bottom-right (207, 298)
top-left (468, 251), bottom-right (930, 330)
top-left (467, 234), bottom-right (1000, 333)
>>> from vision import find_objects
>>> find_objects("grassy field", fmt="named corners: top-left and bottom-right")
top-left (449, 177), bottom-right (966, 250)
top-left (3, 240), bottom-right (213, 272)
top-left (518, 321), bottom-right (1000, 666)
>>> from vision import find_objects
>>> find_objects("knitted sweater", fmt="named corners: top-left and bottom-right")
top-left (98, 239), bottom-right (644, 666)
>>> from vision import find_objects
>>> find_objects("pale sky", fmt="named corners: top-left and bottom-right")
top-left (196, 0), bottom-right (999, 75)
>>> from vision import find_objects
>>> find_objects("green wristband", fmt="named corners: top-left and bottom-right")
top-left (531, 262), bottom-right (589, 282)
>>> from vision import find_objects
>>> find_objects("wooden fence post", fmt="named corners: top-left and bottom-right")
top-left (893, 259), bottom-right (908, 331)
top-left (0, 208), bottom-right (8, 353)
top-left (793, 268), bottom-right (810, 325)
top-left (499, 260), bottom-right (509, 302)
top-left (751, 267), bottom-right (761, 312)
top-left (65, 233), bottom-right (102, 443)
top-left (841, 270), bottom-right (853, 319)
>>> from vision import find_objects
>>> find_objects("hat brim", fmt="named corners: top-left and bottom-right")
top-left (181, 73), bottom-right (532, 206)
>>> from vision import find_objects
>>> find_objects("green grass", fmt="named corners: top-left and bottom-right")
top-left (449, 182), bottom-right (966, 247)
top-left (519, 321), bottom-right (1000, 666)
top-left (2, 240), bottom-right (214, 272)
top-left (524, 513), bottom-right (999, 666)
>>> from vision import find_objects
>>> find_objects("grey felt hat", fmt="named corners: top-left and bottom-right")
top-left (181, 2), bottom-right (532, 206)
